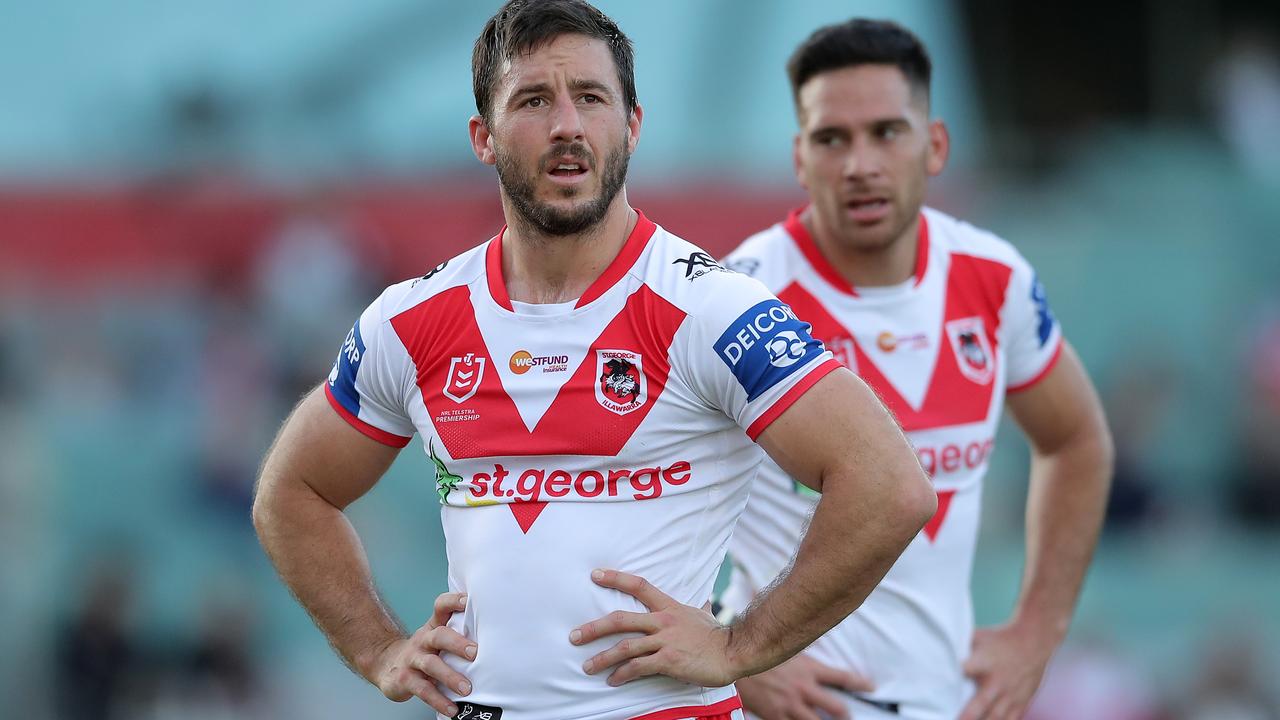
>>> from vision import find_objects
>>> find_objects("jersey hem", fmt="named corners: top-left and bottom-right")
top-left (628, 694), bottom-right (743, 720)
top-left (1006, 338), bottom-right (1063, 394)
top-left (745, 358), bottom-right (842, 440)
top-left (323, 384), bottom-right (412, 447)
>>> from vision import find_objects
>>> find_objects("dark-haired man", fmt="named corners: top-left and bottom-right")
top-left (720, 19), bottom-right (1113, 720)
top-left (252, 3), bottom-right (936, 720)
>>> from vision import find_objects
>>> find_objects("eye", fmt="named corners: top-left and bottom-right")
top-left (525, 97), bottom-right (546, 108)
top-left (876, 125), bottom-right (900, 140)
top-left (579, 94), bottom-right (601, 104)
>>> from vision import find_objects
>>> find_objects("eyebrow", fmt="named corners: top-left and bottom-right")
top-left (509, 78), bottom-right (615, 102)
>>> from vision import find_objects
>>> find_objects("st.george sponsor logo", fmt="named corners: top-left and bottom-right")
top-left (915, 437), bottom-right (994, 477)
top-left (715, 299), bottom-right (825, 401)
top-left (457, 460), bottom-right (694, 503)
top-left (509, 350), bottom-right (569, 375)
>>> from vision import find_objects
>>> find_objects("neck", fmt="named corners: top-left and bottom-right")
top-left (804, 207), bottom-right (920, 289)
top-left (501, 191), bottom-right (636, 304)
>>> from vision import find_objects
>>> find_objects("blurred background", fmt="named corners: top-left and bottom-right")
top-left (2, 0), bottom-right (1278, 718)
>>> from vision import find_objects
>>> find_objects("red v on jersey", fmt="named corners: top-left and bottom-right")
top-left (389, 283), bottom-right (687, 531)
top-left (777, 253), bottom-right (1011, 433)
top-left (778, 254), bottom-right (1012, 541)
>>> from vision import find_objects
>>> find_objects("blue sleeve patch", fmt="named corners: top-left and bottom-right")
top-left (1030, 274), bottom-right (1055, 347)
top-left (328, 320), bottom-right (366, 416)
top-left (714, 299), bottom-right (826, 402)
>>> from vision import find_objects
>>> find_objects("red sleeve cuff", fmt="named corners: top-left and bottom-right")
top-left (1007, 339), bottom-right (1063, 394)
top-left (324, 384), bottom-right (413, 448)
top-left (746, 358), bottom-right (843, 440)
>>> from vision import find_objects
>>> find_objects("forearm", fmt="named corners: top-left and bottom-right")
top-left (729, 466), bottom-right (934, 676)
top-left (1012, 433), bottom-right (1112, 642)
top-left (253, 477), bottom-right (406, 680)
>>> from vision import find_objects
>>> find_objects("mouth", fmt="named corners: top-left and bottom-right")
top-left (844, 196), bottom-right (891, 222)
top-left (546, 156), bottom-right (590, 184)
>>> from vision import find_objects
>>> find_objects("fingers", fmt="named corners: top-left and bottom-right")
top-left (801, 684), bottom-right (850, 720)
top-left (957, 684), bottom-right (996, 720)
top-left (417, 625), bottom-right (478, 661)
top-left (582, 634), bottom-right (662, 676)
top-left (397, 671), bottom-right (460, 717)
top-left (571, 609), bottom-right (660, 646)
top-left (409, 652), bottom-right (473, 698)
top-left (428, 592), bottom-right (467, 630)
top-left (605, 652), bottom-right (665, 686)
top-left (590, 568), bottom-right (674, 611)
top-left (812, 664), bottom-right (875, 694)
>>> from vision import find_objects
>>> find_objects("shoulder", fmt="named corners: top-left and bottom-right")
top-left (371, 243), bottom-right (489, 322)
top-left (723, 223), bottom-right (795, 291)
top-left (637, 224), bottom-right (779, 321)
top-left (926, 207), bottom-right (1032, 277)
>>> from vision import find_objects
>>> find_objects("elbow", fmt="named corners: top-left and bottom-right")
top-left (905, 469), bottom-right (938, 532)
top-left (250, 478), bottom-right (276, 542)
top-left (892, 464), bottom-right (937, 535)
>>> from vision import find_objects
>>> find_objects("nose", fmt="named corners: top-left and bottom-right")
top-left (843, 136), bottom-right (883, 181)
top-left (548, 94), bottom-right (585, 144)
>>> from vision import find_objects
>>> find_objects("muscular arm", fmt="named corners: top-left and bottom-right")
top-left (730, 367), bottom-right (937, 676)
top-left (252, 386), bottom-right (406, 676)
top-left (959, 343), bottom-right (1113, 720)
top-left (253, 385), bottom-right (475, 714)
top-left (1006, 343), bottom-right (1112, 643)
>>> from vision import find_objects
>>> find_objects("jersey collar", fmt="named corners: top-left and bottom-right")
top-left (485, 210), bottom-right (658, 311)
top-left (782, 206), bottom-right (930, 297)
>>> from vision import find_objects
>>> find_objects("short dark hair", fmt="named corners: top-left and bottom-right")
top-left (472, 0), bottom-right (637, 121)
top-left (787, 19), bottom-right (932, 110)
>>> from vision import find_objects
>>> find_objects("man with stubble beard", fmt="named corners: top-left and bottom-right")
top-left (252, 3), bottom-right (936, 719)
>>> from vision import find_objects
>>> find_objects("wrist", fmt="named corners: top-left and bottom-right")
top-left (354, 635), bottom-right (403, 684)
top-left (1009, 608), bottom-right (1070, 651)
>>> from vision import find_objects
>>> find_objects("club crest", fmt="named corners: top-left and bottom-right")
top-left (945, 317), bottom-right (994, 385)
top-left (444, 353), bottom-right (486, 403)
top-left (595, 349), bottom-right (647, 415)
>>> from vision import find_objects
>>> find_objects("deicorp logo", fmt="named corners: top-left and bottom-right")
top-left (715, 300), bottom-right (824, 401)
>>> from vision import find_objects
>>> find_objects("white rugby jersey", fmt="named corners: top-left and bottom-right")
top-left (721, 207), bottom-right (1062, 720)
top-left (325, 212), bottom-right (837, 720)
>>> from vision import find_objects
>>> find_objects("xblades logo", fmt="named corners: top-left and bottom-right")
top-left (672, 252), bottom-right (727, 281)
top-left (454, 701), bottom-right (503, 719)
top-left (411, 260), bottom-right (449, 287)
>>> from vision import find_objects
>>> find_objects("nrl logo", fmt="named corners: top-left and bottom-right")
top-left (595, 349), bottom-right (647, 415)
top-left (443, 353), bottom-right (485, 403)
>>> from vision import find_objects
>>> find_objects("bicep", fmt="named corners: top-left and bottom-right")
top-left (1006, 342), bottom-right (1109, 455)
top-left (259, 384), bottom-right (404, 510)
top-left (756, 368), bottom-right (916, 493)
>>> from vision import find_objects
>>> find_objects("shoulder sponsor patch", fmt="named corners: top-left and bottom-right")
top-left (714, 299), bottom-right (825, 402)
top-left (328, 320), bottom-right (365, 416)
top-left (1030, 273), bottom-right (1055, 347)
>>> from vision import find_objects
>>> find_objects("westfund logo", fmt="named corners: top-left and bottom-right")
top-left (714, 300), bottom-right (824, 401)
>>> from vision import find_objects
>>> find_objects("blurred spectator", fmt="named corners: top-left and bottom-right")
top-left (1176, 625), bottom-right (1280, 720)
top-left (252, 186), bottom-right (378, 399)
top-left (1026, 634), bottom-right (1163, 720)
top-left (1207, 26), bottom-right (1280, 188)
top-left (1229, 301), bottom-right (1280, 528)
top-left (142, 589), bottom-right (273, 720)
top-left (1101, 354), bottom-right (1175, 533)
top-left (53, 553), bottom-right (144, 720)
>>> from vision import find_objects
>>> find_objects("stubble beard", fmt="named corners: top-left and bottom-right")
top-left (496, 140), bottom-right (630, 238)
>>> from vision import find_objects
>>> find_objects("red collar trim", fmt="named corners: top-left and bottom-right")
top-left (782, 206), bottom-right (930, 296)
top-left (485, 210), bottom-right (658, 312)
